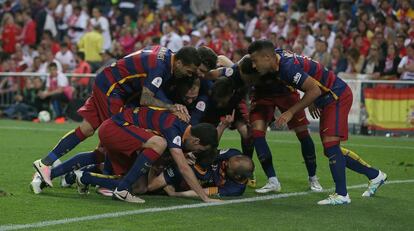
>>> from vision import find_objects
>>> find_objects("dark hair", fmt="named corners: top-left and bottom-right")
top-left (211, 77), bottom-right (234, 102)
top-left (191, 123), bottom-right (218, 148)
top-left (48, 62), bottom-right (58, 69)
top-left (197, 46), bottom-right (217, 70)
top-left (247, 40), bottom-right (275, 54)
top-left (60, 42), bottom-right (68, 48)
top-left (195, 148), bottom-right (218, 168)
top-left (239, 56), bottom-right (258, 75)
top-left (76, 51), bottom-right (85, 60)
top-left (175, 46), bottom-right (201, 66)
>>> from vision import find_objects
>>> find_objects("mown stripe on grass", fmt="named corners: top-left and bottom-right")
top-left (1, 126), bottom-right (413, 150)
top-left (1, 179), bottom-right (413, 231)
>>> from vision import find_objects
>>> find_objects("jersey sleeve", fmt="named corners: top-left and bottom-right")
top-left (143, 60), bottom-right (169, 94)
top-left (164, 126), bottom-right (183, 149)
top-left (218, 180), bottom-right (246, 197)
top-left (189, 95), bottom-right (209, 125)
top-left (279, 59), bottom-right (310, 89)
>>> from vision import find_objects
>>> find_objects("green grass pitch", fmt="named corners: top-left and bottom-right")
top-left (0, 120), bottom-right (413, 231)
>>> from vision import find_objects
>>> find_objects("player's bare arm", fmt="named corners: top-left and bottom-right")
top-left (276, 78), bottom-right (321, 126)
top-left (170, 148), bottom-right (221, 202)
top-left (140, 87), bottom-right (190, 122)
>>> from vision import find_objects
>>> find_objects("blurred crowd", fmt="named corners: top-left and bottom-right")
top-left (1, 0), bottom-right (414, 121)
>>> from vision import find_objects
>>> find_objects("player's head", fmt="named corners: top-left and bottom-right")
top-left (197, 46), bottom-right (218, 78)
top-left (247, 40), bottom-right (276, 75)
top-left (195, 148), bottom-right (218, 168)
top-left (211, 77), bottom-right (235, 108)
top-left (239, 55), bottom-right (262, 85)
top-left (226, 155), bottom-right (255, 183)
top-left (174, 46), bottom-right (201, 79)
top-left (183, 123), bottom-right (219, 152)
top-left (175, 77), bottom-right (200, 105)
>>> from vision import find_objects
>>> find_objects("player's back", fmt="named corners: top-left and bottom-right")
top-left (276, 49), bottom-right (348, 103)
top-left (95, 46), bottom-right (173, 98)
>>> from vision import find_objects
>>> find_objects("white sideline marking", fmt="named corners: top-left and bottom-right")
top-left (0, 179), bottom-right (413, 231)
top-left (1, 126), bottom-right (413, 150)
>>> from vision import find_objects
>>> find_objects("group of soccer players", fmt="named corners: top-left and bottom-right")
top-left (30, 40), bottom-right (387, 205)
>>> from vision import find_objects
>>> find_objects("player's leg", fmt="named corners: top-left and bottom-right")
top-left (95, 119), bottom-right (167, 203)
top-left (235, 120), bottom-right (254, 159)
top-left (250, 99), bottom-right (280, 193)
top-left (318, 89), bottom-right (352, 205)
top-left (33, 119), bottom-right (94, 187)
top-left (277, 91), bottom-right (322, 191)
top-left (293, 125), bottom-right (322, 192)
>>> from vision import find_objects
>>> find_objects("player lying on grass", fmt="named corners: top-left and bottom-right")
top-left (76, 106), bottom-right (219, 203)
top-left (207, 55), bottom-right (323, 193)
top-left (248, 40), bottom-right (387, 205)
top-left (33, 46), bottom-right (201, 187)
top-left (146, 148), bottom-right (254, 197)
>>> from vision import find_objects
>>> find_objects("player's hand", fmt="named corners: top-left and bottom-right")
top-left (185, 152), bottom-right (196, 165)
top-left (172, 111), bottom-right (191, 123)
top-left (217, 55), bottom-right (233, 67)
top-left (308, 104), bottom-right (320, 119)
top-left (170, 104), bottom-right (190, 122)
top-left (276, 110), bottom-right (293, 127)
top-left (203, 197), bottom-right (223, 203)
top-left (220, 109), bottom-right (235, 128)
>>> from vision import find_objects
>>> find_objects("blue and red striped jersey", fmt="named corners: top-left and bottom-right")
top-left (111, 107), bottom-right (189, 149)
top-left (95, 46), bottom-right (174, 99)
top-left (275, 49), bottom-right (348, 107)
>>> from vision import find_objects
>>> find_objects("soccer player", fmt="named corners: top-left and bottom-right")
top-left (147, 148), bottom-right (254, 197)
top-left (33, 46), bottom-right (201, 187)
top-left (239, 57), bottom-right (322, 193)
top-left (75, 106), bottom-right (220, 203)
top-left (248, 40), bottom-right (387, 205)
top-left (208, 56), bottom-right (322, 192)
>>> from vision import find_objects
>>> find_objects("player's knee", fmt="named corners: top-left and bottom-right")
top-left (252, 129), bottom-right (266, 139)
top-left (322, 138), bottom-right (340, 158)
top-left (80, 120), bottom-right (95, 137)
top-left (147, 136), bottom-right (167, 154)
top-left (251, 120), bottom-right (267, 132)
top-left (295, 126), bottom-right (310, 139)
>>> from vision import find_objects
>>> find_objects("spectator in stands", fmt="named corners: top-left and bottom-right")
top-left (118, 27), bottom-right (135, 54)
top-left (38, 63), bottom-right (71, 122)
top-left (18, 10), bottom-right (37, 48)
top-left (67, 6), bottom-right (89, 43)
top-left (398, 43), bottom-right (414, 80)
top-left (40, 30), bottom-right (61, 55)
top-left (396, 0), bottom-right (414, 23)
top-left (77, 25), bottom-right (103, 72)
top-left (54, 0), bottom-right (73, 41)
top-left (346, 47), bottom-right (365, 74)
top-left (320, 23), bottom-right (335, 51)
top-left (160, 22), bottom-right (183, 52)
top-left (55, 43), bottom-right (75, 72)
top-left (90, 7), bottom-right (112, 51)
top-left (362, 45), bottom-right (385, 78)
top-left (312, 39), bottom-right (331, 67)
top-left (72, 51), bottom-right (91, 89)
top-left (190, 30), bottom-right (204, 48)
top-left (396, 34), bottom-right (407, 57)
top-left (329, 46), bottom-right (348, 74)
top-left (1, 77), bottom-right (46, 121)
top-left (381, 44), bottom-right (401, 79)
top-left (1, 13), bottom-right (20, 54)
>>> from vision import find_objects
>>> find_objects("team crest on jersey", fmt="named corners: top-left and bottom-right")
top-left (293, 73), bottom-right (302, 84)
top-left (173, 136), bottom-right (181, 146)
top-left (110, 62), bottom-right (116, 67)
top-left (152, 77), bottom-right (163, 88)
top-left (196, 101), bottom-right (206, 111)
top-left (225, 67), bottom-right (233, 77)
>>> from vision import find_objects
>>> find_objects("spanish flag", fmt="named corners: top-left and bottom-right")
top-left (364, 87), bottom-right (414, 131)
